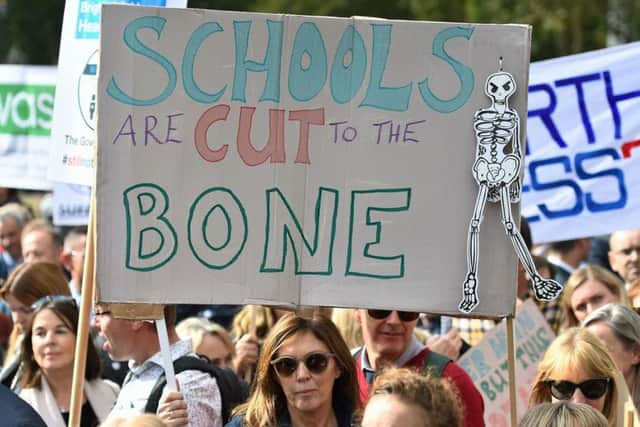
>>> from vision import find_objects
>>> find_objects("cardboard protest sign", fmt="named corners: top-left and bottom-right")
top-left (523, 42), bottom-right (640, 243)
top-left (96, 5), bottom-right (532, 316)
top-left (458, 300), bottom-right (555, 426)
top-left (47, 0), bottom-right (187, 186)
top-left (0, 65), bottom-right (56, 190)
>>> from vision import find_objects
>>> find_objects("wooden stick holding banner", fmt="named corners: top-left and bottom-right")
top-left (506, 316), bottom-right (518, 427)
top-left (69, 192), bottom-right (96, 427)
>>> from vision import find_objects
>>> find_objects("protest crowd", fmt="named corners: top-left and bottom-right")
top-left (0, 187), bottom-right (639, 427)
top-left (2, 0), bottom-right (640, 425)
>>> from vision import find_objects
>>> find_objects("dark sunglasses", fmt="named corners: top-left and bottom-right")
top-left (271, 352), bottom-right (335, 377)
top-left (30, 295), bottom-right (77, 311)
top-left (367, 309), bottom-right (420, 322)
top-left (545, 378), bottom-right (610, 400)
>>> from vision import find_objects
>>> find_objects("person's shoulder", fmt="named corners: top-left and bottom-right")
top-left (88, 378), bottom-right (120, 396)
top-left (0, 385), bottom-right (47, 427)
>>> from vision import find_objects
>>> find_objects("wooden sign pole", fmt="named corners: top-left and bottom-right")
top-left (506, 316), bottom-right (518, 427)
top-left (68, 194), bottom-right (96, 427)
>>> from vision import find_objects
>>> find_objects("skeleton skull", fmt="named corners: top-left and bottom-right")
top-left (485, 72), bottom-right (516, 102)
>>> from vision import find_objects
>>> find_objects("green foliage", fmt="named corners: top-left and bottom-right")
top-left (5, 0), bottom-right (64, 64)
top-left (0, 0), bottom-right (631, 64)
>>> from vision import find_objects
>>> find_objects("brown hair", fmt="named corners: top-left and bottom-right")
top-left (0, 261), bottom-right (70, 305)
top-left (19, 297), bottom-right (101, 389)
top-left (368, 367), bottom-right (462, 427)
top-left (561, 265), bottom-right (627, 329)
top-left (233, 313), bottom-right (360, 426)
top-left (529, 328), bottom-right (620, 426)
top-left (0, 262), bottom-right (71, 365)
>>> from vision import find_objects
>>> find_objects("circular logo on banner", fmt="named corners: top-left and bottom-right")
top-left (78, 49), bottom-right (99, 130)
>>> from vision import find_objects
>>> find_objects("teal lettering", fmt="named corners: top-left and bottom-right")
top-left (288, 22), bottom-right (327, 102)
top-left (488, 329), bottom-right (507, 359)
top-left (331, 25), bottom-right (366, 104)
top-left (261, 187), bottom-right (338, 275)
top-left (183, 22), bottom-right (227, 103)
top-left (106, 16), bottom-right (177, 106)
top-left (360, 24), bottom-right (412, 112)
top-left (346, 188), bottom-right (410, 278)
top-left (188, 187), bottom-right (248, 269)
top-left (480, 380), bottom-right (497, 401)
top-left (232, 20), bottom-right (283, 103)
top-left (123, 183), bottom-right (177, 271)
top-left (418, 26), bottom-right (475, 113)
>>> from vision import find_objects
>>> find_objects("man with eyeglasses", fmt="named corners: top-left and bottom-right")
top-left (92, 304), bottom-right (223, 426)
top-left (354, 309), bottom-right (485, 427)
top-left (609, 229), bottom-right (640, 289)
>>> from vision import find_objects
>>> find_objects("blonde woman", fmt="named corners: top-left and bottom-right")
top-left (520, 402), bottom-right (608, 427)
top-left (560, 265), bottom-right (629, 331)
top-left (176, 317), bottom-right (235, 368)
top-left (530, 328), bottom-right (622, 426)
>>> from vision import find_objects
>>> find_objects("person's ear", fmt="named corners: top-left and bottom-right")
top-left (61, 251), bottom-right (72, 271)
top-left (354, 309), bottom-right (363, 324)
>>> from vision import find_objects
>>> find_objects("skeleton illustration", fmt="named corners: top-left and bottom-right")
top-left (459, 65), bottom-right (563, 314)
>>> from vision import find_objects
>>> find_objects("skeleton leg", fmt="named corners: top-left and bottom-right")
top-left (499, 187), bottom-right (563, 301)
top-left (459, 185), bottom-right (489, 313)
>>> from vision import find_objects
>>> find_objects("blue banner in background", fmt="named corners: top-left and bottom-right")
top-left (76, 0), bottom-right (167, 39)
top-left (522, 42), bottom-right (640, 243)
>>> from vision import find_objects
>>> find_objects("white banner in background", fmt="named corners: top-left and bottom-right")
top-left (96, 5), bottom-right (532, 315)
top-left (523, 42), bottom-right (640, 243)
top-left (47, 0), bottom-right (187, 186)
top-left (53, 182), bottom-right (91, 226)
top-left (0, 65), bottom-right (56, 190)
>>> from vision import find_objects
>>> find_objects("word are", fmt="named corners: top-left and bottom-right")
top-left (123, 183), bottom-right (410, 279)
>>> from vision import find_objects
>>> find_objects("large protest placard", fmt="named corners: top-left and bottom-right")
top-left (47, 0), bottom-right (186, 186)
top-left (96, 5), bottom-right (533, 316)
top-left (458, 300), bottom-right (555, 426)
top-left (522, 42), bottom-right (640, 243)
top-left (0, 65), bottom-right (56, 190)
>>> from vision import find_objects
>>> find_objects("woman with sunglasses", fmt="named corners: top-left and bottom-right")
top-left (530, 327), bottom-right (622, 426)
top-left (584, 303), bottom-right (640, 416)
top-left (226, 313), bottom-right (360, 427)
top-left (18, 296), bottom-right (119, 427)
top-left (0, 262), bottom-right (71, 390)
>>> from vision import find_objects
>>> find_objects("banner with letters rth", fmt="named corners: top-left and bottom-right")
top-left (96, 5), bottom-right (532, 315)
top-left (523, 42), bottom-right (640, 243)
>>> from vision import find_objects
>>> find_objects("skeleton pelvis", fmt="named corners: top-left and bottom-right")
top-left (472, 155), bottom-right (520, 186)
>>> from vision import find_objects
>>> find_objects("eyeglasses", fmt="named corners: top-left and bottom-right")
top-left (271, 352), bottom-right (335, 377)
top-left (30, 295), bottom-right (77, 311)
top-left (367, 310), bottom-right (420, 322)
top-left (545, 378), bottom-right (610, 400)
